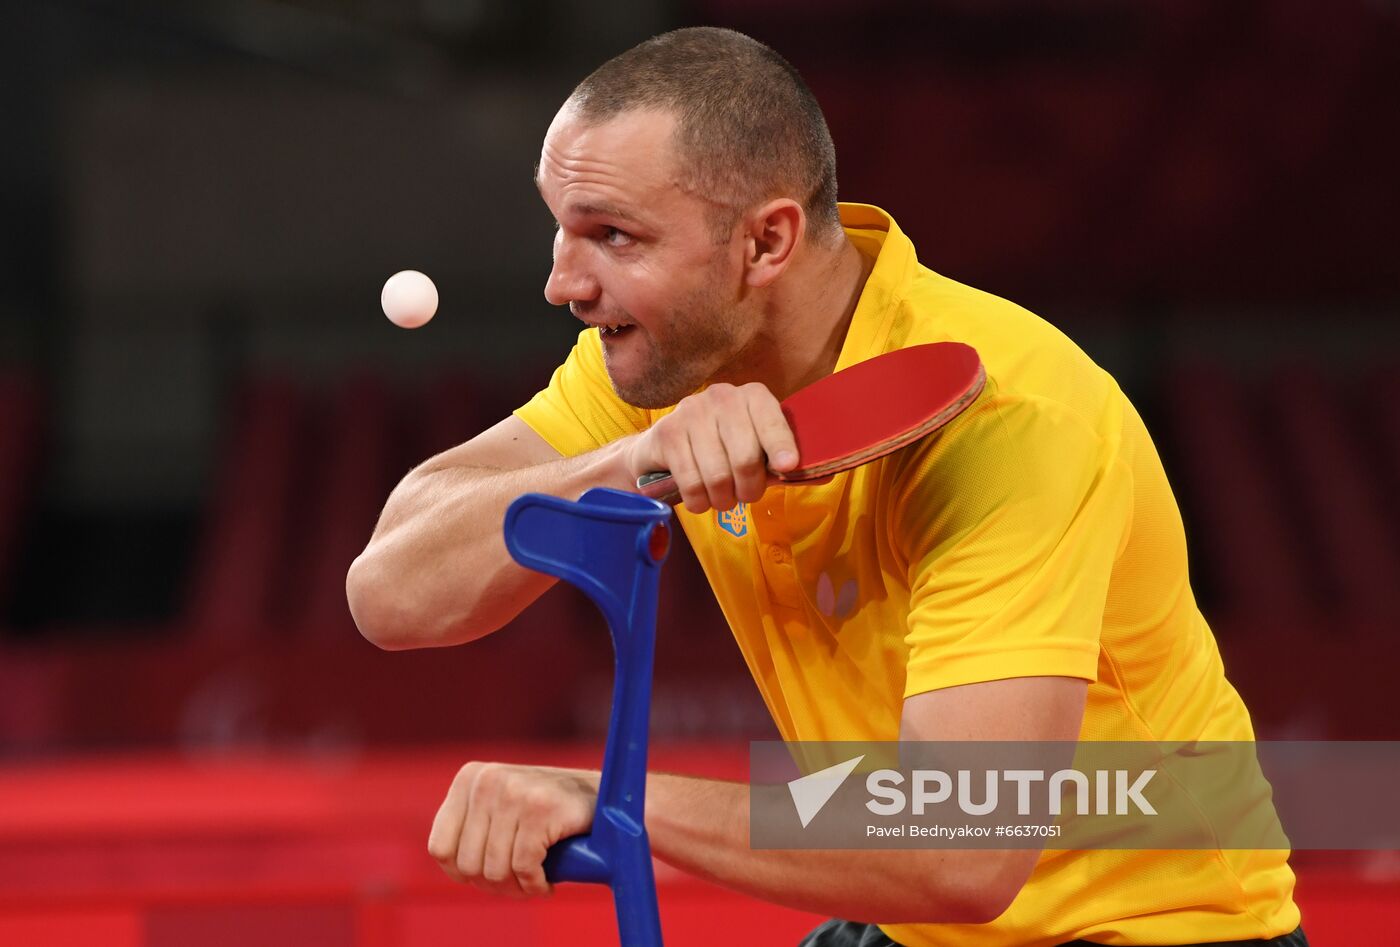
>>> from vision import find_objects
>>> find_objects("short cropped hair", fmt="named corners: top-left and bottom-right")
top-left (569, 27), bottom-right (841, 243)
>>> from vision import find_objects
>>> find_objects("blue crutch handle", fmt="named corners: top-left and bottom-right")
top-left (503, 487), bottom-right (670, 946)
top-left (504, 488), bottom-right (670, 620)
top-left (541, 835), bottom-right (609, 884)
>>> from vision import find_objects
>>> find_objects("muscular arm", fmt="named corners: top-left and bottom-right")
top-left (643, 776), bottom-right (999, 923)
top-left (349, 378), bottom-right (801, 650)
top-left (641, 676), bottom-right (1086, 923)
top-left (434, 675), bottom-right (1086, 923)
top-left (346, 415), bottom-right (635, 649)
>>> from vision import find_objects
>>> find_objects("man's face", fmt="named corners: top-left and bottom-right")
top-left (536, 105), bottom-right (756, 408)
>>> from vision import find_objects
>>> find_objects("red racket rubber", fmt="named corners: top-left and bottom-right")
top-left (638, 341), bottom-right (985, 503)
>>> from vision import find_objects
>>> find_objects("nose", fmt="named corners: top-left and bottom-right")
top-left (544, 229), bottom-right (600, 307)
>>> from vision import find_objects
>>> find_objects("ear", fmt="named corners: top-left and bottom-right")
top-left (741, 199), bottom-right (806, 288)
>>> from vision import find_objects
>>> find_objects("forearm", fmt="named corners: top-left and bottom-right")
top-left (348, 439), bottom-right (634, 648)
top-left (644, 772), bottom-right (1009, 925)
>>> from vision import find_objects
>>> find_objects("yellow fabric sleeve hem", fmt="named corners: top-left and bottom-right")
top-left (903, 638), bottom-right (1100, 699)
top-left (511, 403), bottom-right (599, 458)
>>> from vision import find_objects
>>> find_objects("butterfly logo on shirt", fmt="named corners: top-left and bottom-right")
top-left (816, 571), bottom-right (858, 619)
top-left (716, 503), bottom-right (750, 538)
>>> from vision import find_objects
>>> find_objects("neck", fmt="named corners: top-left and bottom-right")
top-left (731, 235), bottom-right (873, 401)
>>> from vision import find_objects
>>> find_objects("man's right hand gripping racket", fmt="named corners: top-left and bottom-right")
top-left (638, 341), bottom-right (986, 503)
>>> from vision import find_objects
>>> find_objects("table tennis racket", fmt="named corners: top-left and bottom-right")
top-left (637, 341), bottom-right (985, 504)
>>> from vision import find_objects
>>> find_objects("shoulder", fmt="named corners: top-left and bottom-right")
top-left (896, 268), bottom-right (1124, 439)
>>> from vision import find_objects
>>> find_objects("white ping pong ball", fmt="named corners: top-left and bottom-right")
top-left (381, 270), bottom-right (439, 328)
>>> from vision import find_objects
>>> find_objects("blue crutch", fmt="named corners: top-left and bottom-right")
top-left (503, 487), bottom-right (671, 947)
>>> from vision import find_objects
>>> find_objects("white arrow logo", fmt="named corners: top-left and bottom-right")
top-left (787, 755), bottom-right (865, 828)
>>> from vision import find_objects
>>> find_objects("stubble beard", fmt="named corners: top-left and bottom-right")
top-left (604, 275), bottom-right (749, 410)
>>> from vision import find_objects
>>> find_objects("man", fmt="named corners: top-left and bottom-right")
top-left (346, 27), bottom-right (1304, 947)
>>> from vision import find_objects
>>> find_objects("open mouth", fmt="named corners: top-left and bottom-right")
top-left (599, 324), bottom-right (634, 338)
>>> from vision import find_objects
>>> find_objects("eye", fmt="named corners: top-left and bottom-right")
top-left (601, 226), bottom-right (634, 248)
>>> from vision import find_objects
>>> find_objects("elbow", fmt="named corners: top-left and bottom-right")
top-left (346, 552), bottom-right (452, 650)
top-left (945, 851), bottom-right (1034, 924)
top-left (346, 552), bottom-right (411, 649)
top-left (956, 878), bottom-right (1020, 926)
top-left (888, 850), bottom-right (1030, 925)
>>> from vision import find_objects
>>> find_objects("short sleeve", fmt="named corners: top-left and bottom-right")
top-left (893, 385), bottom-right (1133, 698)
top-left (513, 329), bottom-right (652, 457)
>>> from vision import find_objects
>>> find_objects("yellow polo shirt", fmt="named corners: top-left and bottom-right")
top-left (515, 204), bottom-right (1299, 946)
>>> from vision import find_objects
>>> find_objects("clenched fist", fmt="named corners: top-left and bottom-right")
top-left (623, 382), bottom-right (800, 514)
top-left (428, 762), bottom-right (599, 898)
